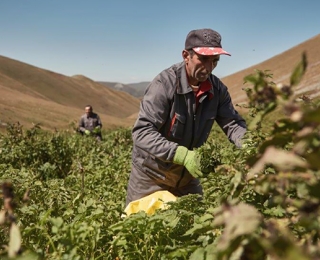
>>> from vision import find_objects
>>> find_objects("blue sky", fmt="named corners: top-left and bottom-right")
top-left (1, 0), bottom-right (319, 84)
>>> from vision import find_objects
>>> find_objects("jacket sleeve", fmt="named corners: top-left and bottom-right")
top-left (97, 114), bottom-right (102, 128)
top-left (215, 80), bottom-right (247, 147)
top-left (132, 77), bottom-right (179, 162)
top-left (78, 116), bottom-right (86, 133)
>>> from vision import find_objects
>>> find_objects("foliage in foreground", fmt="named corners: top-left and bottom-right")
top-left (0, 52), bottom-right (320, 259)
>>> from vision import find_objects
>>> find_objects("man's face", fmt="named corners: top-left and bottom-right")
top-left (85, 106), bottom-right (92, 116)
top-left (183, 50), bottom-right (220, 85)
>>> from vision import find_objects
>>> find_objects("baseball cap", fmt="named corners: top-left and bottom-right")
top-left (185, 28), bottom-right (231, 56)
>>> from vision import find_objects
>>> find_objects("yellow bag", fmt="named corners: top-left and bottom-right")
top-left (124, 190), bottom-right (177, 216)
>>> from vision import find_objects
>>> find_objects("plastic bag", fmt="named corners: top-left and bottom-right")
top-left (124, 190), bottom-right (177, 216)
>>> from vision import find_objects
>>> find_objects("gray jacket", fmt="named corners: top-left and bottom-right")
top-left (79, 113), bottom-right (102, 133)
top-left (126, 61), bottom-right (246, 203)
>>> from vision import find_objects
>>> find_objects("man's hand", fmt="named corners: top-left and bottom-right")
top-left (84, 129), bottom-right (91, 135)
top-left (92, 126), bottom-right (101, 134)
top-left (173, 146), bottom-right (203, 178)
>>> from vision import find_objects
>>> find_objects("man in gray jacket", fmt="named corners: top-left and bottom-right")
top-left (126, 28), bottom-right (246, 205)
top-left (78, 105), bottom-right (102, 141)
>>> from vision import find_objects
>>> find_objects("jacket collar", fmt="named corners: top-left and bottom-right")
top-left (175, 62), bottom-right (190, 94)
top-left (197, 80), bottom-right (214, 100)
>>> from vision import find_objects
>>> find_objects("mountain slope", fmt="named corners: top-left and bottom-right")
top-left (98, 81), bottom-right (149, 98)
top-left (0, 56), bottom-right (141, 130)
top-left (1, 34), bottom-right (319, 131)
top-left (221, 34), bottom-right (320, 104)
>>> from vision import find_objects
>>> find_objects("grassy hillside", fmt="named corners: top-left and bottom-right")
top-left (0, 56), bottom-right (141, 131)
top-left (0, 34), bottom-right (319, 131)
top-left (222, 34), bottom-right (320, 105)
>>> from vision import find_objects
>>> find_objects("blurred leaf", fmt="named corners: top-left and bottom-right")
top-left (8, 223), bottom-right (21, 258)
top-left (247, 146), bottom-right (309, 179)
top-left (189, 247), bottom-right (206, 260)
top-left (0, 210), bottom-right (6, 225)
top-left (213, 203), bottom-right (261, 251)
top-left (290, 52), bottom-right (307, 86)
top-left (248, 112), bottom-right (263, 130)
top-left (259, 134), bottom-right (292, 153)
top-left (304, 153), bottom-right (320, 169)
top-left (230, 171), bottom-right (244, 198)
top-left (0, 252), bottom-right (40, 260)
top-left (297, 183), bottom-right (309, 198)
top-left (308, 182), bottom-right (320, 198)
top-left (272, 118), bottom-right (300, 134)
top-left (303, 106), bottom-right (320, 123)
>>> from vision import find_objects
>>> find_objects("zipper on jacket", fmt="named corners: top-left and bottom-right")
top-left (189, 95), bottom-right (198, 149)
top-left (191, 94), bottom-right (207, 148)
top-left (176, 93), bottom-right (209, 188)
top-left (176, 94), bottom-right (197, 188)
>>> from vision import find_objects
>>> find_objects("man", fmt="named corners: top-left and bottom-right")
top-left (125, 28), bottom-right (246, 205)
top-left (78, 105), bottom-right (102, 141)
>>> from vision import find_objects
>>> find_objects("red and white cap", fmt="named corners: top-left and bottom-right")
top-left (185, 28), bottom-right (231, 56)
top-left (193, 47), bottom-right (230, 56)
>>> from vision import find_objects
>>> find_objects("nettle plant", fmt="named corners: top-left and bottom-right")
top-left (198, 52), bottom-right (320, 259)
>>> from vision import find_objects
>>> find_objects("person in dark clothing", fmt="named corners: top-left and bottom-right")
top-left (78, 105), bottom-right (102, 141)
top-left (125, 28), bottom-right (247, 206)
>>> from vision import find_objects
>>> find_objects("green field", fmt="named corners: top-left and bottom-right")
top-left (1, 58), bottom-right (320, 259)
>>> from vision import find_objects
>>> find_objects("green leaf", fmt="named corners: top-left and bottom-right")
top-left (51, 217), bottom-right (64, 228)
top-left (290, 52), bottom-right (307, 86)
top-left (264, 205), bottom-right (286, 217)
top-left (189, 247), bottom-right (206, 260)
top-left (51, 226), bottom-right (58, 234)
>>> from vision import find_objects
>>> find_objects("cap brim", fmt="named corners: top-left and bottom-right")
top-left (193, 47), bottom-right (231, 56)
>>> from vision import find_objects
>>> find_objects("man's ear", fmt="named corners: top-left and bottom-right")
top-left (182, 50), bottom-right (190, 62)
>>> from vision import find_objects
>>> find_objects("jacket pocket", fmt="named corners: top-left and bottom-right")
top-left (140, 153), bottom-right (182, 187)
top-left (168, 113), bottom-right (186, 140)
top-left (142, 154), bottom-right (168, 181)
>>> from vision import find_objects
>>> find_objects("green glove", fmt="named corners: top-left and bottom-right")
top-left (92, 126), bottom-right (101, 134)
top-left (173, 146), bottom-right (203, 178)
top-left (84, 129), bottom-right (91, 135)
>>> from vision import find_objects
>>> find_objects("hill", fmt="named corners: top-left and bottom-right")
top-left (0, 56), bottom-right (141, 131)
top-left (0, 34), bottom-right (319, 132)
top-left (221, 34), bottom-right (320, 105)
top-left (98, 81), bottom-right (149, 98)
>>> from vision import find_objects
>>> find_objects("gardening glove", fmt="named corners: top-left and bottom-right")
top-left (92, 126), bottom-right (101, 134)
top-left (173, 146), bottom-right (203, 178)
top-left (84, 129), bottom-right (91, 135)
